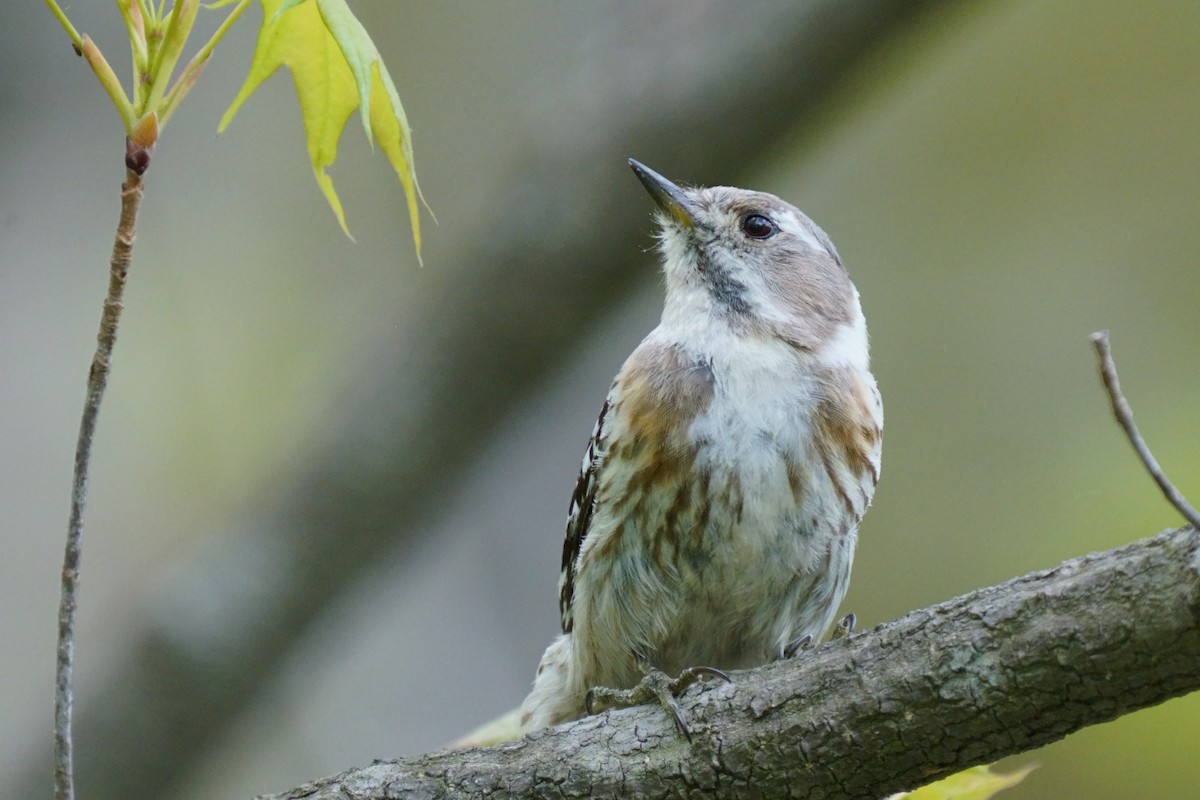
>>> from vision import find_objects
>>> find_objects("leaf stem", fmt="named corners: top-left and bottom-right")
top-left (137, 0), bottom-right (157, 26)
top-left (144, 0), bottom-right (199, 116)
top-left (42, 0), bottom-right (82, 50)
top-left (194, 0), bottom-right (255, 65)
top-left (117, 0), bottom-right (150, 108)
top-left (80, 36), bottom-right (137, 132)
top-left (159, 0), bottom-right (254, 127)
top-left (55, 167), bottom-right (146, 800)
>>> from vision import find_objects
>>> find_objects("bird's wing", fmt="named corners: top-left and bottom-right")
top-left (558, 387), bottom-right (615, 633)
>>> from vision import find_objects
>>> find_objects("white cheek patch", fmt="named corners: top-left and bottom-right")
top-left (816, 296), bottom-right (870, 371)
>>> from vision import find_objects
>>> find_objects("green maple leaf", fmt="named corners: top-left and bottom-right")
top-left (219, 0), bottom-right (425, 258)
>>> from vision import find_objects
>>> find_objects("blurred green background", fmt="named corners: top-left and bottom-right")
top-left (2, 2), bottom-right (1198, 798)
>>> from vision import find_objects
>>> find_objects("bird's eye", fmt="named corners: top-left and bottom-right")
top-left (741, 213), bottom-right (776, 239)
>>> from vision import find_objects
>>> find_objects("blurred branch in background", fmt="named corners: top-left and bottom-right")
top-left (14, 2), bottom-right (953, 798)
top-left (260, 525), bottom-right (1200, 800)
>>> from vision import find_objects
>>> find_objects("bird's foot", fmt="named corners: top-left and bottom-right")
top-left (830, 612), bottom-right (857, 640)
top-left (585, 657), bottom-right (730, 741)
top-left (780, 613), bottom-right (857, 659)
top-left (781, 633), bottom-right (813, 659)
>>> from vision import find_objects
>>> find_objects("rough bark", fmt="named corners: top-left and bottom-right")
top-left (16, 2), bottom-right (955, 799)
top-left (260, 525), bottom-right (1200, 800)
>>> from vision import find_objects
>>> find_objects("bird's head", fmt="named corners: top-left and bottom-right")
top-left (630, 159), bottom-right (862, 356)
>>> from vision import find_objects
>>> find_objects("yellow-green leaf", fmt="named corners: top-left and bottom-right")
top-left (219, 0), bottom-right (424, 258)
top-left (886, 764), bottom-right (1036, 800)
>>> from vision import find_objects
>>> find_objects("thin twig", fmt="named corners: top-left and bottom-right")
top-left (56, 168), bottom-right (146, 800)
top-left (1090, 331), bottom-right (1200, 530)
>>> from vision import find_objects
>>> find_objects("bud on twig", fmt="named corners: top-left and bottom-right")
top-left (125, 113), bottom-right (158, 175)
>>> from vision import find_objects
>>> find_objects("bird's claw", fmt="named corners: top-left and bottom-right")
top-left (781, 613), bottom-right (858, 659)
top-left (831, 612), bottom-right (857, 640)
top-left (585, 661), bottom-right (730, 740)
top-left (781, 633), bottom-right (814, 659)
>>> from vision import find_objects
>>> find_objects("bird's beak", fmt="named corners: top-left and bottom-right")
top-left (629, 159), bottom-right (698, 231)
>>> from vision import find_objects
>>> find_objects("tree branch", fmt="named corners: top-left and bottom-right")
top-left (259, 525), bottom-right (1200, 800)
